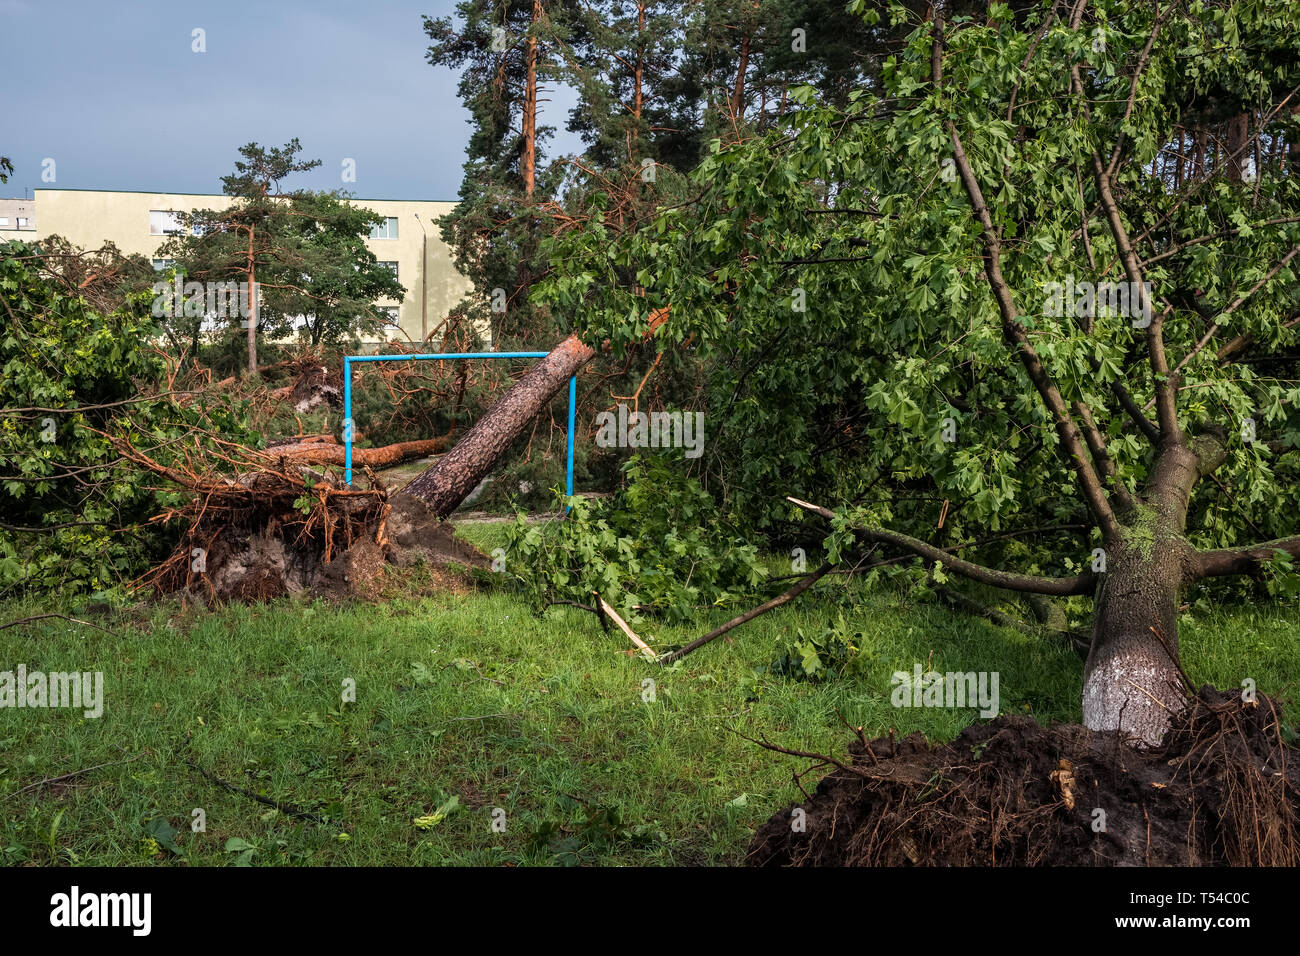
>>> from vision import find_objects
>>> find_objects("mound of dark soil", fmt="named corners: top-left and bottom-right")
top-left (748, 689), bottom-right (1298, 866)
top-left (314, 493), bottom-right (490, 600)
top-left (179, 491), bottom-right (489, 604)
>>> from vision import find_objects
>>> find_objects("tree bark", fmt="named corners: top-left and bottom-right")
top-left (260, 435), bottom-right (451, 469)
top-left (1082, 437), bottom-right (1224, 745)
top-left (730, 33), bottom-right (750, 125)
top-left (401, 335), bottom-right (594, 518)
top-left (521, 0), bottom-right (541, 197)
top-left (247, 224), bottom-right (258, 374)
top-left (1081, 532), bottom-right (1191, 746)
top-left (1226, 112), bottom-right (1249, 182)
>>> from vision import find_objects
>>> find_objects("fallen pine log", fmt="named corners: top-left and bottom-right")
top-left (266, 433), bottom-right (338, 448)
top-left (403, 335), bottom-right (596, 518)
top-left (258, 435), bottom-right (451, 469)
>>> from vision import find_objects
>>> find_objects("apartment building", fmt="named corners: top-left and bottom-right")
top-left (0, 197), bottom-right (37, 234)
top-left (1, 188), bottom-right (471, 345)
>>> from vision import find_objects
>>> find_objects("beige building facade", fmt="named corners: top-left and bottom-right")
top-left (6, 188), bottom-right (471, 346)
top-left (0, 197), bottom-right (37, 234)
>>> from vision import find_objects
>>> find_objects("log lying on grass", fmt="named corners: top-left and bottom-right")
top-left (594, 593), bottom-right (657, 661)
top-left (403, 335), bottom-right (595, 518)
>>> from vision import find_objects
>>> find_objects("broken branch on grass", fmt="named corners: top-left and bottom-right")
top-left (544, 599), bottom-right (605, 630)
top-left (595, 593), bottom-right (657, 661)
top-left (183, 756), bottom-right (327, 824)
top-left (933, 583), bottom-right (1090, 656)
top-left (786, 496), bottom-right (1095, 596)
top-left (657, 562), bottom-right (833, 665)
top-left (4, 753), bottom-right (144, 801)
top-left (0, 613), bottom-right (116, 635)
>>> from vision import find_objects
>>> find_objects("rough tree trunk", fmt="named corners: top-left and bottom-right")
top-left (1082, 526), bottom-right (1191, 747)
top-left (731, 33), bottom-right (750, 123)
top-left (1226, 112), bottom-right (1249, 182)
top-left (1083, 437), bottom-right (1225, 745)
top-left (402, 335), bottom-right (594, 518)
top-left (247, 225), bottom-right (258, 374)
top-left (521, 0), bottom-right (540, 198)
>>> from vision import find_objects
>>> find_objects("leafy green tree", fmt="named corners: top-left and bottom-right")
top-left (0, 241), bottom-right (253, 596)
top-left (158, 141), bottom-right (403, 369)
top-left (541, 0), bottom-right (1300, 744)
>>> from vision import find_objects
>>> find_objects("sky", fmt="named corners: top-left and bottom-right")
top-left (1, 0), bottom-right (580, 201)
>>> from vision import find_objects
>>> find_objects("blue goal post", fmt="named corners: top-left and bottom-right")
top-left (341, 351), bottom-right (577, 502)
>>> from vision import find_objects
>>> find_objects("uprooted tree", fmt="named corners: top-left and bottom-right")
top-left (403, 335), bottom-right (596, 517)
top-left (540, 0), bottom-right (1300, 745)
top-left (0, 228), bottom-right (589, 600)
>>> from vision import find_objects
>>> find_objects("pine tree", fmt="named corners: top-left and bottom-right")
top-left (425, 1), bottom-right (578, 347)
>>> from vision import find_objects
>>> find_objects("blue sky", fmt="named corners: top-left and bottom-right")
top-left (1, 0), bottom-right (579, 200)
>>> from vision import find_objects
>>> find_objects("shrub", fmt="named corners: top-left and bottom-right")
top-left (503, 455), bottom-right (767, 623)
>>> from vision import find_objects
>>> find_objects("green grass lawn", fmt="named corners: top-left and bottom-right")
top-left (2, 522), bottom-right (1297, 866)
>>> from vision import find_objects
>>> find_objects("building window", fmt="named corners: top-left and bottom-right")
top-left (0, 218), bottom-right (8, 228)
top-left (16, 217), bottom-right (30, 228)
top-left (369, 217), bottom-right (399, 240)
top-left (152, 259), bottom-right (176, 271)
top-left (379, 261), bottom-right (399, 279)
top-left (149, 210), bottom-right (186, 236)
top-left (376, 306), bottom-right (400, 324)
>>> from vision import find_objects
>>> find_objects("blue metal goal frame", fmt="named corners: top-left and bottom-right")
top-left (342, 351), bottom-right (576, 500)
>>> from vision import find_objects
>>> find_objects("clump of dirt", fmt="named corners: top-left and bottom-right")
top-left (314, 493), bottom-right (490, 601)
top-left (381, 493), bottom-right (491, 570)
top-left (285, 356), bottom-right (343, 414)
top-left (148, 475), bottom-right (489, 604)
top-left (748, 688), bottom-right (1298, 866)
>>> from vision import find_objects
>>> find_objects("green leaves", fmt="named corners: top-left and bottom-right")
top-left (504, 456), bottom-right (768, 625)
top-left (767, 616), bottom-right (876, 683)
top-left (536, 0), bottom-right (1299, 575)
top-left (0, 241), bottom-right (257, 597)
top-left (143, 818), bottom-right (182, 856)
top-left (223, 837), bottom-right (257, 866)
top-left (413, 795), bottom-right (460, 831)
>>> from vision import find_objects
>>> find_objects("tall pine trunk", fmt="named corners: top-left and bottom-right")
top-left (521, 0), bottom-right (541, 197)
top-left (246, 224), bottom-right (258, 374)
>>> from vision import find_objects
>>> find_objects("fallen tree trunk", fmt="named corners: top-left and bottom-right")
top-left (403, 335), bottom-right (595, 518)
top-left (266, 433), bottom-right (338, 447)
top-left (259, 435), bottom-right (451, 469)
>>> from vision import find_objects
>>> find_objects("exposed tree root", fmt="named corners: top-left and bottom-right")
top-left (113, 436), bottom-right (487, 603)
top-left (748, 688), bottom-right (1298, 866)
